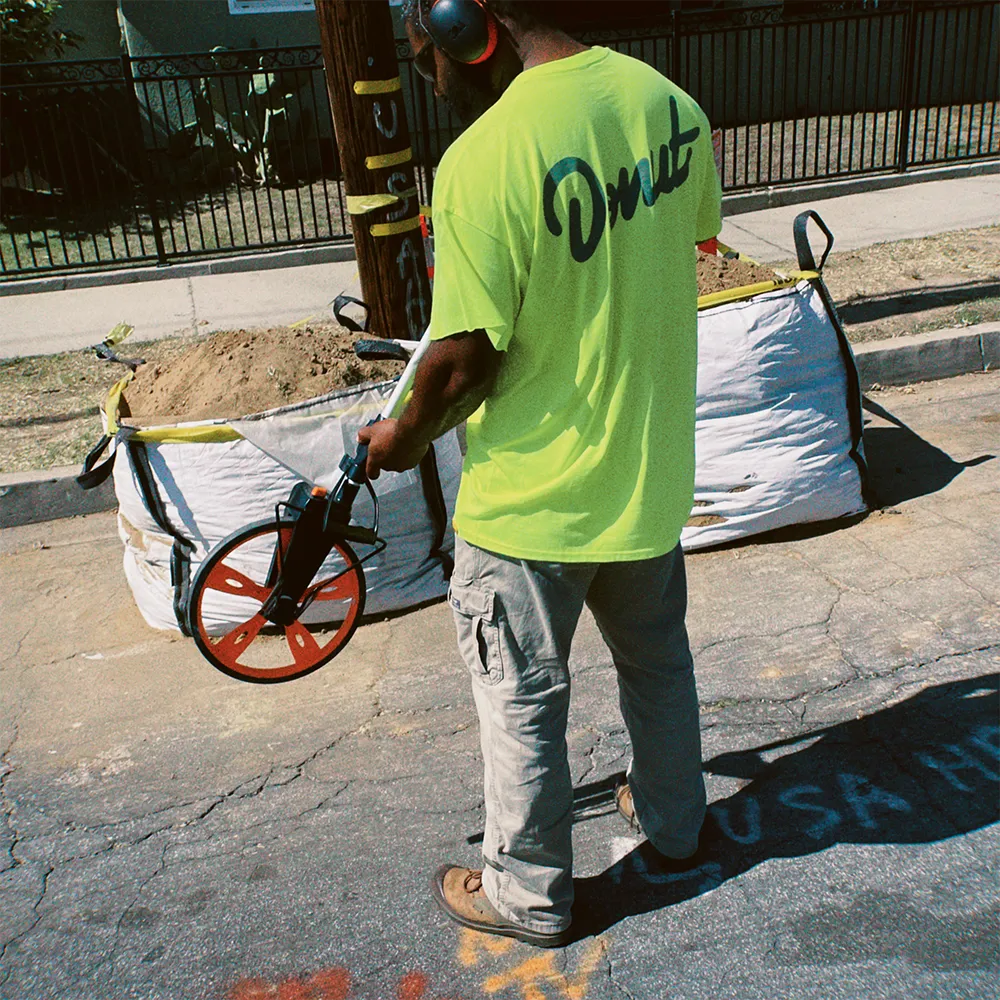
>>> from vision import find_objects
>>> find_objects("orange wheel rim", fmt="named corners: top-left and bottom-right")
top-left (192, 525), bottom-right (363, 681)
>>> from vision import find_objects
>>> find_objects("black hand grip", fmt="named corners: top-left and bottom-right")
top-left (77, 434), bottom-right (116, 489)
top-left (352, 442), bottom-right (369, 478)
top-left (353, 338), bottom-right (411, 362)
top-left (337, 523), bottom-right (379, 545)
top-left (331, 293), bottom-right (370, 333)
top-left (793, 210), bottom-right (835, 272)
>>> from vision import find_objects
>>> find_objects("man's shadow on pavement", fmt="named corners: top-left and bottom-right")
top-left (572, 674), bottom-right (999, 938)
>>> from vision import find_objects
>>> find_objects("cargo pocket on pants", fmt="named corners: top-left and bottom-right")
top-left (449, 581), bottom-right (504, 686)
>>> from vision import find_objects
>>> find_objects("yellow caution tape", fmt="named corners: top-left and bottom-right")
top-left (131, 425), bottom-right (243, 444)
top-left (353, 77), bottom-right (401, 95)
top-left (288, 314), bottom-right (318, 328)
top-left (365, 148), bottom-right (412, 170)
top-left (346, 193), bottom-right (400, 215)
top-left (103, 372), bottom-right (241, 443)
top-left (370, 216), bottom-right (422, 237)
top-left (697, 271), bottom-right (819, 311)
top-left (103, 372), bottom-right (134, 435)
top-left (103, 321), bottom-right (134, 348)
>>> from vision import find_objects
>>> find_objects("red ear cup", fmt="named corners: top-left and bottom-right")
top-left (467, 8), bottom-right (498, 65)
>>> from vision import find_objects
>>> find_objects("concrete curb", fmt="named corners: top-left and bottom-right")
top-left (2, 324), bottom-right (996, 530)
top-left (853, 322), bottom-right (999, 390)
top-left (0, 464), bottom-right (116, 529)
top-left (0, 243), bottom-right (357, 298)
top-left (2, 161), bottom-right (996, 298)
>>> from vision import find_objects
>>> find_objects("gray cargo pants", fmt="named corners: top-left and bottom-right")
top-left (448, 536), bottom-right (706, 935)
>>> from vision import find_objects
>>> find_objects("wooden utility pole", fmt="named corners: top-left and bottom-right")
top-left (316, 0), bottom-right (431, 339)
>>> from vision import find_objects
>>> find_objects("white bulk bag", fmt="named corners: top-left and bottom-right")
top-left (86, 377), bottom-right (459, 634)
top-left (683, 213), bottom-right (867, 550)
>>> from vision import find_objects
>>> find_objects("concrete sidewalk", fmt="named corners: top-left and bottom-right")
top-left (719, 172), bottom-right (1000, 263)
top-left (1, 371), bottom-right (998, 1000)
top-left (2, 172), bottom-right (998, 359)
top-left (0, 257), bottom-right (363, 359)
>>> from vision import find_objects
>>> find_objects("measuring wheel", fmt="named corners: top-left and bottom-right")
top-left (188, 519), bottom-right (366, 684)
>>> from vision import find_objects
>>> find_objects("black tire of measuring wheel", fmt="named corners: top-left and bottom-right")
top-left (187, 518), bottom-right (366, 684)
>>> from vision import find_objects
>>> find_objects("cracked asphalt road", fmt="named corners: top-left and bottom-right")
top-left (1, 372), bottom-right (998, 1000)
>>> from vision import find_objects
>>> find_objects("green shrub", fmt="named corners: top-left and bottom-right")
top-left (0, 0), bottom-right (82, 63)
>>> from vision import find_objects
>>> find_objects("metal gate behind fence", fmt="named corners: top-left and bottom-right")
top-left (1, 0), bottom-right (997, 278)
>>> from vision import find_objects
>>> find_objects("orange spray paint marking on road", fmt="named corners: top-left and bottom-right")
top-left (457, 928), bottom-right (516, 967)
top-left (480, 938), bottom-right (607, 1000)
top-left (397, 971), bottom-right (429, 999)
top-left (226, 967), bottom-right (350, 1000)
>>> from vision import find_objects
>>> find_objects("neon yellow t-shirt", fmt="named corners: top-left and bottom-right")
top-left (428, 46), bottom-right (722, 562)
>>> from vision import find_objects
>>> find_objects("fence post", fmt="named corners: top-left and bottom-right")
top-left (669, 7), bottom-right (681, 82)
top-left (895, 1), bottom-right (919, 173)
top-left (120, 51), bottom-right (167, 265)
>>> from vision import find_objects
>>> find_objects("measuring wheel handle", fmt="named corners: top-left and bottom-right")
top-left (188, 329), bottom-right (433, 683)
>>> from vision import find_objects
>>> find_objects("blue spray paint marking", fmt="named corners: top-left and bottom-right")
top-left (710, 796), bottom-right (762, 845)
top-left (396, 236), bottom-right (429, 337)
top-left (374, 99), bottom-right (399, 139)
top-left (836, 772), bottom-right (912, 830)
top-left (777, 785), bottom-right (842, 840)
top-left (605, 727), bottom-right (997, 891)
top-left (387, 171), bottom-right (414, 222)
top-left (917, 740), bottom-right (1000, 792)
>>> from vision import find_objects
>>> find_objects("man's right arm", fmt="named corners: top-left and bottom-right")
top-left (359, 330), bottom-right (501, 479)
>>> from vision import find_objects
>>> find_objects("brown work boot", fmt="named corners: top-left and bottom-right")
top-left (431, 866), bottom-right (572, 948)
top-left (615, 779), bottom-right (643, 834)
top-left (615, 781), bottom-right (715, 875)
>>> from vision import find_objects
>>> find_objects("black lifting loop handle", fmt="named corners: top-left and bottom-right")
top-left (77, 434), bottom-right (117, 490)
top-left (793, 210), bottom-right (835, 272)
top-left (331, 294), bottom-right (371, 333)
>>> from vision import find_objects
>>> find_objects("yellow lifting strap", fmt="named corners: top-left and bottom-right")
top-left (103, 372), bottom-right (134, 436)
top-left (102, 320), bottom-right (134, 348)
top-left (714, 240), bottom-right (761, 266)
top-left (696, 271), bottom-right (820, 311)
top-left (131, 425), bottom-right (243, 444)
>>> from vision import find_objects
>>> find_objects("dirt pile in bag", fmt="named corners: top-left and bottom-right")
top-left (120, 257), bottom-right (779, 424)
top-left (697, 252), bottom-right (780, 295)
top-left (121, 323), bottom-right (405, 423)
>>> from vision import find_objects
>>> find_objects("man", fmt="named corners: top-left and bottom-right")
top-left (359, 0), bottom-right (722, 947)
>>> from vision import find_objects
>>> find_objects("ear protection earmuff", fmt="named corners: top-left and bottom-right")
top-left (420, 0), bottom-right (499, 65)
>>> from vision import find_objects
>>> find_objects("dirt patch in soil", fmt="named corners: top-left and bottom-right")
top-left (697, 252), bottom-right (780, 295)
top-left (121, 323), bottom-right (404, 423)
top-left (772, 225), bottom-right (1000, 343)
top-left (120, 256), bottom-right (780, 425)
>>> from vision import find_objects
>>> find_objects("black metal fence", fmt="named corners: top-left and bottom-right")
top-left (0, 48), bottom-right (347, 274)
top-left (1, 1), bottom-right (997, 278)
